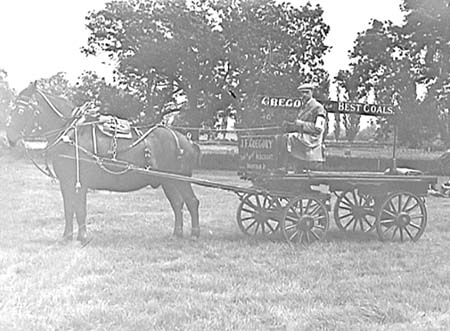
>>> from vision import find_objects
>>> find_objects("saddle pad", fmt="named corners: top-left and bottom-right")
top-left (97, 115), bottom-right (133, 139)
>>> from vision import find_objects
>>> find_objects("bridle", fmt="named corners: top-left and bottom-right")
top-left (12, 87), bottom-right (81, 178)
top-left (13, 87), bottom-right (74, 144)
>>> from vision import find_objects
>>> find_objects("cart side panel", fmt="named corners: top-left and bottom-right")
top-left (328, 179), bottom-right (432, 196)
top-left (238, 134), bottom-right (281, 179)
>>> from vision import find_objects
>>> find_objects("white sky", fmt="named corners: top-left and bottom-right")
top-left (0, 0), bottom-right (404, 92)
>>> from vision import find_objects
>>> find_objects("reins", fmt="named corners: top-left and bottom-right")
top-left (25, 149), bottom-right (57, 179)
top-left (18, 90), bottom-right (88, 181)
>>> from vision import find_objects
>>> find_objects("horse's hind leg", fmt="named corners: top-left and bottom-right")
top-left (60, 183), bottom-right (75, 240)
top-left (178, 183), bottom-right (200, 238)
top-left (162, 182), bottom-right (185, 237)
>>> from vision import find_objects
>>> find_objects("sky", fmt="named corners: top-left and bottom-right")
top-left (0, 0), bottom-right (405, 92)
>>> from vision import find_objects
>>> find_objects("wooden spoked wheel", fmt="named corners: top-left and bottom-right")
top-left (281, 195), bottom-right (329, 244)
top-left (375, 192), bottom-right (427, 242)
top-left (333, 188), bottom-right (376, 233)
top-left (236, 194), bottom-right (288, 237)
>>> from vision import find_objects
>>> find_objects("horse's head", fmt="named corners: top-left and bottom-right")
top-left (6, 82), bottom-right (39, 146)
top-left (6, 81), bottom-right (74, 147)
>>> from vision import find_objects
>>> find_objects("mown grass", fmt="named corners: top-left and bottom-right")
top-left (1, 157), bottom-right (450, 330)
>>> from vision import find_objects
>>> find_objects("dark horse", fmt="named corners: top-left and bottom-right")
top-left (6, 83), bottom-right (201, 242)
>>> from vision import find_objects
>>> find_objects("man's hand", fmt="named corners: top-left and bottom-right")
top-left (281, 121), bottom-right (298, 133)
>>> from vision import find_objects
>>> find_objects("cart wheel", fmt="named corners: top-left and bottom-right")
top-left (376, 192), bottom-right (427, 242)
top-left (281, 195), bottom-right (329, 245)
top-left (236, 194), bottom-right (286, 237)
top-left (334, 188), bottom-right (376, 233)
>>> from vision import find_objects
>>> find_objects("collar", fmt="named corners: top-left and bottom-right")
top-left (303, 98), bottom-right (314, 107)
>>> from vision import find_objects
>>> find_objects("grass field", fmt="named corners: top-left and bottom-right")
top-left (1, 157), bottom-right (450, 330)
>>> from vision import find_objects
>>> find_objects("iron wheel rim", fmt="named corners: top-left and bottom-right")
top-left (376, 192), bottom-right (427, 242)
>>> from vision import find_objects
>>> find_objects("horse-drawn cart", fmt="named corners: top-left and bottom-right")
top-left (233, 105), bottom-right (437, 245)
top-left (114, 129), bottom-right (436, 245)
top-left (7, 84), bottom-right (438, 245)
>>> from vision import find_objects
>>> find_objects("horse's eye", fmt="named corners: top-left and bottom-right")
top-left (33, 110), bottom-right (40, 116)
top-left (18, 108), bottom-right (25, 115)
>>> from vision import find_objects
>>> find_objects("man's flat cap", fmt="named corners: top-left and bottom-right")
top-left (297, 83), bottom-right (314, 91)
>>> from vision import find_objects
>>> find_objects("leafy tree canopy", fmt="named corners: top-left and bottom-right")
top-left (82, 0), bottom-right (331, 127)
top-left (337, 0), bottom-right (449, 147)
top-left (0, 69), bottom-right (16, 128)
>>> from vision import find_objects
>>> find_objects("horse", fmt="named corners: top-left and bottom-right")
top-left (6, 82), bottom-right (201, 243)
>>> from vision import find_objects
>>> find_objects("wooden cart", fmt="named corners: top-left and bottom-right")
top-left (235, 129), bottom-right (437, 245)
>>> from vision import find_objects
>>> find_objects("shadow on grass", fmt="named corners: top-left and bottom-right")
top-left (83, 230), bottom-right (208, 249)
top-left (325, 228), bottom-right (379, 243)
top-left (18, 228), bottom-right (382, 250)
top-left (211, 228), bottom-right (381, 246)
top-left (27, 237), bottom-right (64, 246)
top-left (73, 228), bottom-right (286, 249)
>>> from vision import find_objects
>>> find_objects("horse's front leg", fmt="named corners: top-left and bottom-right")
top-left (74, 187), bottom-right (89, 243)
top-left (162, 182), bottom-right (185, 237)
top-left (60, 183), bottom-right (75, 241)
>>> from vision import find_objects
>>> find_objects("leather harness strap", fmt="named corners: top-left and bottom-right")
top-left (165, 126), bottom-right (184, 159)
top-left (89, 123), bottom-right (184, 169)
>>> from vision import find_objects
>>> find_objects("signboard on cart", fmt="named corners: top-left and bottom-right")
top-left (238, 135), bottom-right (278, 173)
top-left (259, 96), bottom-right (396, 116)
top-left (322, 101), bottom-right (395, 116)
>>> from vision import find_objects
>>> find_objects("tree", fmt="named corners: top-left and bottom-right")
top-left (0, 69), bottom-right (15, 129)
top-left (335, 70), bottom-right (361, 141)
top-left (341, 19), bottom-right (437, 147)
top-left (83, 0), bottom-right (331, 127)
top-left (339, 1), bottom-right (450, 147)
top-left (35, 72), bottom-right (73, 98)
top-left (73, 71), bottom-right (143, 119)
top-left (402, 0), bottom-right (450, 146)
top-left (83, 0), bottom-right (226, 124)
top-left (218, 0), bottom-right (331, 126)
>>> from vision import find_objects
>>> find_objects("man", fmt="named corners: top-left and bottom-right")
top-left (281, 83), bottom-right (327, 172)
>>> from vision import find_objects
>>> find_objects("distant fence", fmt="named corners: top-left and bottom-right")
top-left (171, 126), bottom-right (394, 147)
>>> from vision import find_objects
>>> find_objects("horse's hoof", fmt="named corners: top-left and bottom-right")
top-left (77, 233), bottom-right (88, 242)
top-left (173, 227), bottom-right (183, 238)
top-left (80, 237), bottom-right (94, 248)
top-left (173, 232), bottom-right (183, 238)
top-left (62, 233), bottom-right (73, 241)
top-left (191, 228), bottom-right (200, 238)
top-left (59, 237), bottom-right (72, 245)
top-left (77, 235), bottom-right (93, 247)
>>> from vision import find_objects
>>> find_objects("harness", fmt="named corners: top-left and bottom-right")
top-left (70, 121), bottom-right (184, 190)
top-left (88, 115), bottom-right (184, 161)
top-left (15, 89), bottom-right (77, 179)
top-left (16, 89), bottom-right (187, 191)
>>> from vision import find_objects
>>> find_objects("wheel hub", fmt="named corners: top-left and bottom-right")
top-left (298, 215), bottom-right (315, 231)
top-left (352, 205), bottom-right (366, 219)
top-left (255, 208), bottom-right (268, 224)
top-left (395, 212), bottom-right (411, 227)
